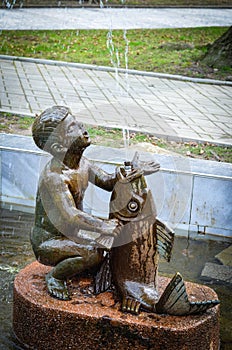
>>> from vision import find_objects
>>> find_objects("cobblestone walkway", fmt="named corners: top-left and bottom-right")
top-left (1, 56), bottom-right (231, 144)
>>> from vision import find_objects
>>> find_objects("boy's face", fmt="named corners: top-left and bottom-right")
top-left (59, 114), bottom-right (91, 153)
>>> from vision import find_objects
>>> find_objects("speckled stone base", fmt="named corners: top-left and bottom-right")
top-left (13, 261), bottom-right (220, 350)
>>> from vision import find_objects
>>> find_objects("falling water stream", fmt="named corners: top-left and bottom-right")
top-left (106, 28), bottom-right (120, 87)
top-left (122, 127), bottom-right (130, 161)
top-left (104, 0), bottom-right (132, 163)
top-left (2, 0), bottom-right (23, 9)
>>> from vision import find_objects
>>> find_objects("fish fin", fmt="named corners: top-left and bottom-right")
top-left (94, 252), bottom-right (112, 294)
top-left (156, 218), bottom-right (175, 262)
top-left (156, 272), bottom-right (219, 315)
top-left (122, 296), bottom-right (141, 314)
top-left (96, 235), bottom-right (114, 250)
top-left (188, 299), bottom-right (220, 314)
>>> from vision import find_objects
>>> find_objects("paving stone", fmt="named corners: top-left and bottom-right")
top-left (201, 262), bottom-right (232, 284)
top-left (0, 56), bottom-right (232, 144)
top-left (215, 245), bottom-right (232, 267)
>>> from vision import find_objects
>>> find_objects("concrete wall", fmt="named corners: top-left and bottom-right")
top-left (1, 134), bottom-right (231, 241)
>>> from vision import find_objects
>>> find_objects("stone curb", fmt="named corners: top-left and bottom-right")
top-left (1, 3), bottom-right (232, 8)
top-left (1, 107), bottom-right (232, 147)
top-left (1, 54), bottom-right (232, 86)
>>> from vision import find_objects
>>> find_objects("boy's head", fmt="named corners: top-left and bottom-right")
top-left (32, 106), bottom-right (90, 158)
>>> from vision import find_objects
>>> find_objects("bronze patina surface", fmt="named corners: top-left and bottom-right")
top-left (31, 106), bottom-right (122, 300)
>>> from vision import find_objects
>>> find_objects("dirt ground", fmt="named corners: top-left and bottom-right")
top-left (1, 112), bottom-right (231, 163)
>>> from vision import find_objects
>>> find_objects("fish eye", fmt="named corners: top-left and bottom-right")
top-left (67, 122), bottom-right (76, 133)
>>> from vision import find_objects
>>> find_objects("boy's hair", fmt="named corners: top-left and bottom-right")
top-left (32, 106), bottom-right (71, 151)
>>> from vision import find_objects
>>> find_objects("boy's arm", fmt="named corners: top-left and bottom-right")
top-left (88, 159), bottom-right (146, 190)
top-left (41, 172), bottom-right (119, 240)
top-left (88, 163), bottom-right (117, 191)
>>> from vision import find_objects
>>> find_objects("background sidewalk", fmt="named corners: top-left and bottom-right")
top-left (0, 7), bottom-right (232, 29)
top-left (1, 56), bottom-right (231, 144)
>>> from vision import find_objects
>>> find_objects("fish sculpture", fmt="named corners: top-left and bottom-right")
top-left (95, 153), bottom-right (219, 315)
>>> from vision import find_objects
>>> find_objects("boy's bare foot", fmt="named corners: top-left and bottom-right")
top-left (45, 271), bottom-right (70, 300)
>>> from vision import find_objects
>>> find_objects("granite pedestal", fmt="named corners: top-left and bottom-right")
top-left (13, 261), bottom-right (220, 350)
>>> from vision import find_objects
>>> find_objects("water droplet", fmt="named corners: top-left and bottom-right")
top-left (123, 29), bottom-right (130, 93)
top-left (122, 128), bottom-right (130, 160)
top-left (106, 29), bottom-right (120, 87)
top-left (100, 0), bottom-right (104, 8)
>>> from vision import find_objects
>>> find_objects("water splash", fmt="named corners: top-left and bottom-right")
top-left (122, 127), bottom-right (130, 160)
top-left (2, 0), bottom-right (23, 9)
top-left (106, 29), bottom-right (120, 88)
top-left (100, 0), bottom-right (104, 8)
top-left (106, 29), bottom-right (130, 95)
top-left (123, 29), bottom-right (130, 93)
top-left (3, 0), bottom-right (14, 9)
top-left (123, 30), bottom-right (129, 71)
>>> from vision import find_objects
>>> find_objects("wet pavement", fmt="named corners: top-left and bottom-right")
top-left (0, 7), bottom-right (232, 29)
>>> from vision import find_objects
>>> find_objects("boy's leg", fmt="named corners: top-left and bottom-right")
top-left (36, 238), bottom-right (103, 300)
top-left (47, 249), bottom-right (103, 300)
top-left (45, 256), bottom-right (87, 300)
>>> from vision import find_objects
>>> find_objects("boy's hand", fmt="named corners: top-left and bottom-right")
top-left (100, 219), bottom-right (123, 237)
top-left (96, 219), bottom-right (123, 249)
top-left (138, 160), bottom-right (160, 175)
top-left (132, 151), bottom-right (160, 175)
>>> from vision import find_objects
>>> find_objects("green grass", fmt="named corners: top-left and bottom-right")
top-left (0, 27), bottom-right (230, 79)
top-left (18, 116), bottom-right (34, 129)
top-left (1, 112), bottom-right (231, 163)
top-left (0, 112), bottom-right (34, 132)
top-left (166, 141), bottom-right (232, 163)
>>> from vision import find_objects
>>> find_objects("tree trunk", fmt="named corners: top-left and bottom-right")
top-left (202, 26), bottom-right (232, 68)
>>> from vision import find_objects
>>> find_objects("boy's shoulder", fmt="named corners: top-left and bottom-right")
top-left (40, 159), bottom-right (65, 183)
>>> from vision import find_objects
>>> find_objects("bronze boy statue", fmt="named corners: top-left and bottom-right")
top-left (31, 106), bottom-right (123, 300)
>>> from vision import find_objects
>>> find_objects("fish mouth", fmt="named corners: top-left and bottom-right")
top-left (84, 135), bottom-right (91, 145)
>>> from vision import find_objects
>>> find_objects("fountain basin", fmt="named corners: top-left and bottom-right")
top-left (1, 133), bottom-right (231, 241)
top-left (13, 261), bottom-right (220, 350)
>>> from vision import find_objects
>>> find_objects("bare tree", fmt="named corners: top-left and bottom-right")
top-left (202, 26), bottom-right (232, 68)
